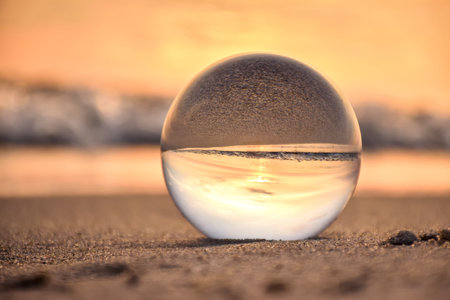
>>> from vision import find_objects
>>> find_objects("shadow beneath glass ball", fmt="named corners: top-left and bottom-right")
top-left (152, 236), bottom-right (329, 249)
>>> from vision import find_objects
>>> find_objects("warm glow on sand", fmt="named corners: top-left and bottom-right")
top-left (0, 146), bottom-right (166, 196)
top-left (0, 0), bottom-right (449, 111)
top-left (358, 150), bottom-right (450, 195)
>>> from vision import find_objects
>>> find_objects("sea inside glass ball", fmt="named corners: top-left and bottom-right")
top-left (161, 53), bottom-right (361, 240)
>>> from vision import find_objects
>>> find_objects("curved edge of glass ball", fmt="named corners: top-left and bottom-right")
top-left (162, 53), bottom-right (361, 152)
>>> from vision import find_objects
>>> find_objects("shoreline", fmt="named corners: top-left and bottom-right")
top-left (1, 147), bottom-right (449, 197)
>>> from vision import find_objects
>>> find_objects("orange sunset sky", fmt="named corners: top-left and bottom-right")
top-left (0, 0), bottom-right (449, 112)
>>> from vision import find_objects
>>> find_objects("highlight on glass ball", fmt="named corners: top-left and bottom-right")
top-left (161, 53), bottom-right (362, 240)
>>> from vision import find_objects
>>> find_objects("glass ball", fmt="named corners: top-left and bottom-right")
top-left (161, 53), bottom-right (361, 240)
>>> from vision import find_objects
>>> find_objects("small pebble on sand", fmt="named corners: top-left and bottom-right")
top-left (2, 273), bottom-right (50, 291)
top-left (419, 232), bottom-right (438, 241)
top-left (388, 231), bottom-right (418, 245)
top-left (265, 280), bottom-right (288, 294)
top-left (439, 228), bottom-right (450, 241)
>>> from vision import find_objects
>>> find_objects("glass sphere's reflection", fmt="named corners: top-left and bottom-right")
top-left (161, 53), bottom-right (361, 240)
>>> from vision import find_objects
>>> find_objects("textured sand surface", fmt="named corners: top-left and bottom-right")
top-left (0, 195), bottom-right (449, 299)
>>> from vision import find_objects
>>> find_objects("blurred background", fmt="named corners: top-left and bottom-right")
top-left (0, 0), bottom-right (449, 197)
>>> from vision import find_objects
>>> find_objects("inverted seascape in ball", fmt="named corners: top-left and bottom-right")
top-left (161, 53), bottom-right (361, 240)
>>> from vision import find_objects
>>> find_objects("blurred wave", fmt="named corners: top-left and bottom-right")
top-left (0, 80), bottom-right (449, 150)
top-left (356, 103), bottom-right (450, 150)
top-left (0, 80), bottom-right (170, 147)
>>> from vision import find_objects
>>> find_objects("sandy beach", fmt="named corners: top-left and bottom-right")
top-left (0, 194), bottom-right (449, 299)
